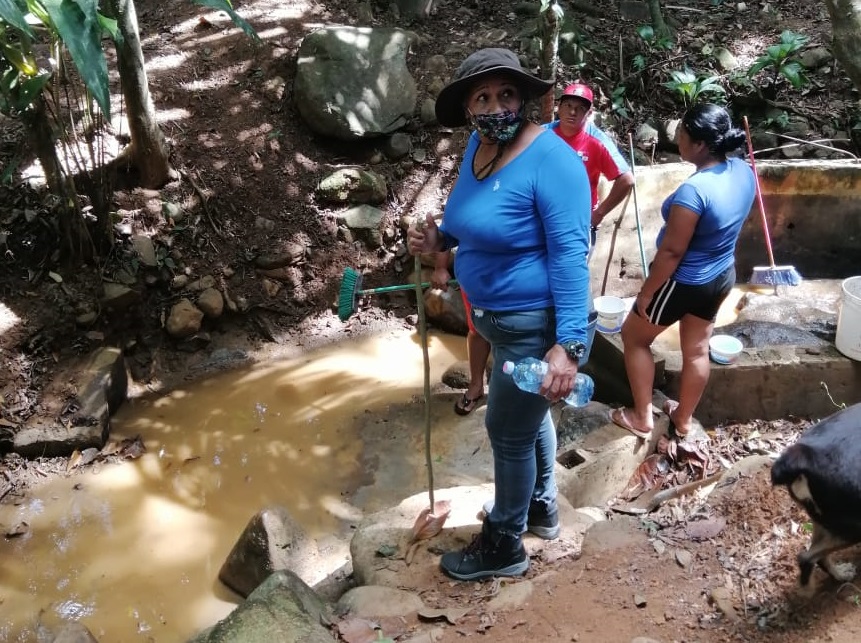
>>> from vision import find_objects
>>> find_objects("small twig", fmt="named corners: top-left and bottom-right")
top-left (665, 4), bottom-right (706, 12)
top-left (758, 133), bottom-right (858, 159)
top-left (180, 168), bottom-right (223, 236)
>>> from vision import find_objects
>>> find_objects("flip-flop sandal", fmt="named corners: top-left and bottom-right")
top-left (609, 407), bottom-right (652, 440)
top-left (454, 392), bottom-right (484, 416)
top-left (662, 399), bottom-right (689, 437)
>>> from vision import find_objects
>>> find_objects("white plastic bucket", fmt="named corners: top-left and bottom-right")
top-left (836, 276), bottom-right (861, 361)
top-left (594, 295), bottom-right (626, 334)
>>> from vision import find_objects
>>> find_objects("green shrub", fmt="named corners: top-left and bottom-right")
top-left (663, 66), bottom-right (725, 107)
top-left (747, 30), bottom-right (809, 89)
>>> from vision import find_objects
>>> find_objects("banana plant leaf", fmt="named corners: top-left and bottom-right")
top-left (193, 0), bottom-right (260, 43)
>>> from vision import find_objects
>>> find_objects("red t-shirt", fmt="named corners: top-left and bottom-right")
top-left (547, 121), bottom-right (630, 209)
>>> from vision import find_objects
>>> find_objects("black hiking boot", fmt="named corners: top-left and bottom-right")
top-left (439, 520), bottom-right (528, 581)
top-left (482, 499), bottom-right (560, 540)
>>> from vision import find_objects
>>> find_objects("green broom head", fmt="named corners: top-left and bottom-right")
top-left (750, 265), bottom-right (802, 287)
top-left (338, 267), bottom-right (363, 321)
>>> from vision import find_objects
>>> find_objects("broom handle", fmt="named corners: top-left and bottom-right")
top-left (627, 133), bottom-right (649, 278)
top-left (742, 116), bottom-right (777, 268)
top-left (360, 279), bottom-right (457, 296)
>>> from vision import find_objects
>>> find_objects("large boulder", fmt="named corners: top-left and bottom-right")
top-left (294, 27), bottom-right (417, 140)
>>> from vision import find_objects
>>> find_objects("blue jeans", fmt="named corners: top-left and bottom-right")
top-left (471, 307), bottom-right (559, 537)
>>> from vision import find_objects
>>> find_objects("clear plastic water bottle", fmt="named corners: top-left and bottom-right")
top-left (501, 356), bottom-right (594, 407)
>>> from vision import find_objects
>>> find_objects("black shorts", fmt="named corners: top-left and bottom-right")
top-left (636, 265), bottom-right (735, 326)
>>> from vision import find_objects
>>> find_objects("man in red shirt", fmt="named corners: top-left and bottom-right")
top-left (547, 83), bottom-right (634, 246)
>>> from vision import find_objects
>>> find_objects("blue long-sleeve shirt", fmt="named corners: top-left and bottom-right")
top-left (439, 130), bottom-right (592, 344)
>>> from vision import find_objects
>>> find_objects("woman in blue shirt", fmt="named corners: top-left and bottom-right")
top-left (407, 48), bottom-right (592, 581)
top-left (611, 103), bottom-right (755, 440)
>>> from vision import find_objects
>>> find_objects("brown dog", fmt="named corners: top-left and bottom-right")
top-left (771, 402), bottom-right (861, 588)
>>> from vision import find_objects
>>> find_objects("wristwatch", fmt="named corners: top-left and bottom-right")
top-left (562, 341), bottom-right (587, 363)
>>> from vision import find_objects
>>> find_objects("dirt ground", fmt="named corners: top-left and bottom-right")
top-left (2, 0), bottom-right (861, 641)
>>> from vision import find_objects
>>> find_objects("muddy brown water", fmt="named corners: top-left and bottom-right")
top-left (0, 329), bottom-right (483, 641)
top-left (0, 289), bottom-right (760, 641)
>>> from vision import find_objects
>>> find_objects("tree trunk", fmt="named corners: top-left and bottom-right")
top-left (647, 0), bottom-right (673, 40)
top-left (823, 0), bottom-right (861, 93)
top-left (538, 0), bottom-right (562, 124)
top-left (24, 97), bottom-right (93, 264)
top-left (107, 0), bottom-right (175, 187)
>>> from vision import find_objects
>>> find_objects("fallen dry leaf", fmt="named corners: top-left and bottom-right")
top-left (409, 499), bottom-right (452, 544)
top-left (336, 617), bottom-right (379, 643)
top-left (66, 449), bottom-right (82, 472)
top-left (685, 517), bottom-right (727, 541)
top-left (418, 606), bottom-right (471, 625)
top-left (119, 435), bottom-right (146, 459)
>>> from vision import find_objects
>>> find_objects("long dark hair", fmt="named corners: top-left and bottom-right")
top-left (682, 104), bottom-right (746, 158)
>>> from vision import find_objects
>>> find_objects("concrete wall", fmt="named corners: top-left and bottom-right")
top-left (592, 160), bottom-right (861, 299)
top-left (591, 160), bottom-right (861, 424)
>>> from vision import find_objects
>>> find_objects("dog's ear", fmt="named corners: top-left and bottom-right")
top-left (772, 443), bottom-right (809, 486)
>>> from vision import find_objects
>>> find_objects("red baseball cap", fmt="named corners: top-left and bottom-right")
top-left (560, 83), bottom-right (593, 107)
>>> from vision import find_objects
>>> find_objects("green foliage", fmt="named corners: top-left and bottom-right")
top-left (0, 0), bottom-right (34, 37)
top-left (762, 110), bottom-right (789, 130)
top-left (41, 0), bottom-right (112, 118)
top-left (611, 85), bottom-right (630, 119)
top-left (663, 66), bottom-right (725, 107)
top-left (636, 24), bottom-right (674, 52)
top-left (748, 30), bottom-right (809, 89)
top-left (193, 0), bottom-right (261, 43)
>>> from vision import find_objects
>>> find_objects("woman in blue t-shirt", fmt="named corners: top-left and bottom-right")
top-left (611, 103), bottom-right (755, 440)
top-left (407, 48), bottom-right (593, 582)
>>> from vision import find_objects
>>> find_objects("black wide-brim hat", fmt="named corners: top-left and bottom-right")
top-left (435, 48), bottom-right (554, 127)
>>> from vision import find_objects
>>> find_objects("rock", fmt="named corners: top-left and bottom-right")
top-left (187, 571), bottom-right (333, 643)
top-left (714, 46), bottom-right (739, 71)
top-left (171, 274), bottom-right (189, 290)
top-left (131, 234), bottom-right (158, 267)
top-left (162, 201), bottom-right (184, 223)
top-left (13, 347), bottom-right (126, 458)
top-left (255, 216), bottom-right (276, 232)
top-left (101, 282), bottom-right (140, 310)
top-left (255, 244), bottom-right (306, 269)
top-left (294, 27), bottom-right (417, 140)
top-left (419, 98), bottom-right (437, 124)
top-left (177, 332), bottom-right (211, 352)
top-left (709, 586), bottom-right (739, 621)
top-left (317, 168), bottom-right (387, 204)
top-left (487, 580), bottom-right (534, 611)
top-left (800, 46), bottom-right (832, 69)
top-left (424, 54), bottom-right (447, 74)
top-left (166, 299), bottom-right (204, 338)
top-left (188, 275), bottom-right (217, 291)
top-left (675, 549), bottom-right (693, 569)
top-left (423, 286), bottom-right (468, 335)
top-left (51, 622), bottom-right (99, 642)
top-left (633, 593), bottom-right (647, 607)
top-left (382, 133), bottom-right (412, 161)
top-left (75, 311), bottom-right (98, 327)
top-left (619, 0), bottom-right (650, 21)
top-left (335, 205), bottom-right (385, 248)
top-left (218, 506), bottom-right (320, 598)
top-left (197, 288), bottom-right (224, 318)
top-left (634, 122), bottom-right (659, 149)
top-left (336, 585), bottom-right (425, 618)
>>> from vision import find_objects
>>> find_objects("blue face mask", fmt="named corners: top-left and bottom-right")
top-left (470, 107), bottom-right (524, 143)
